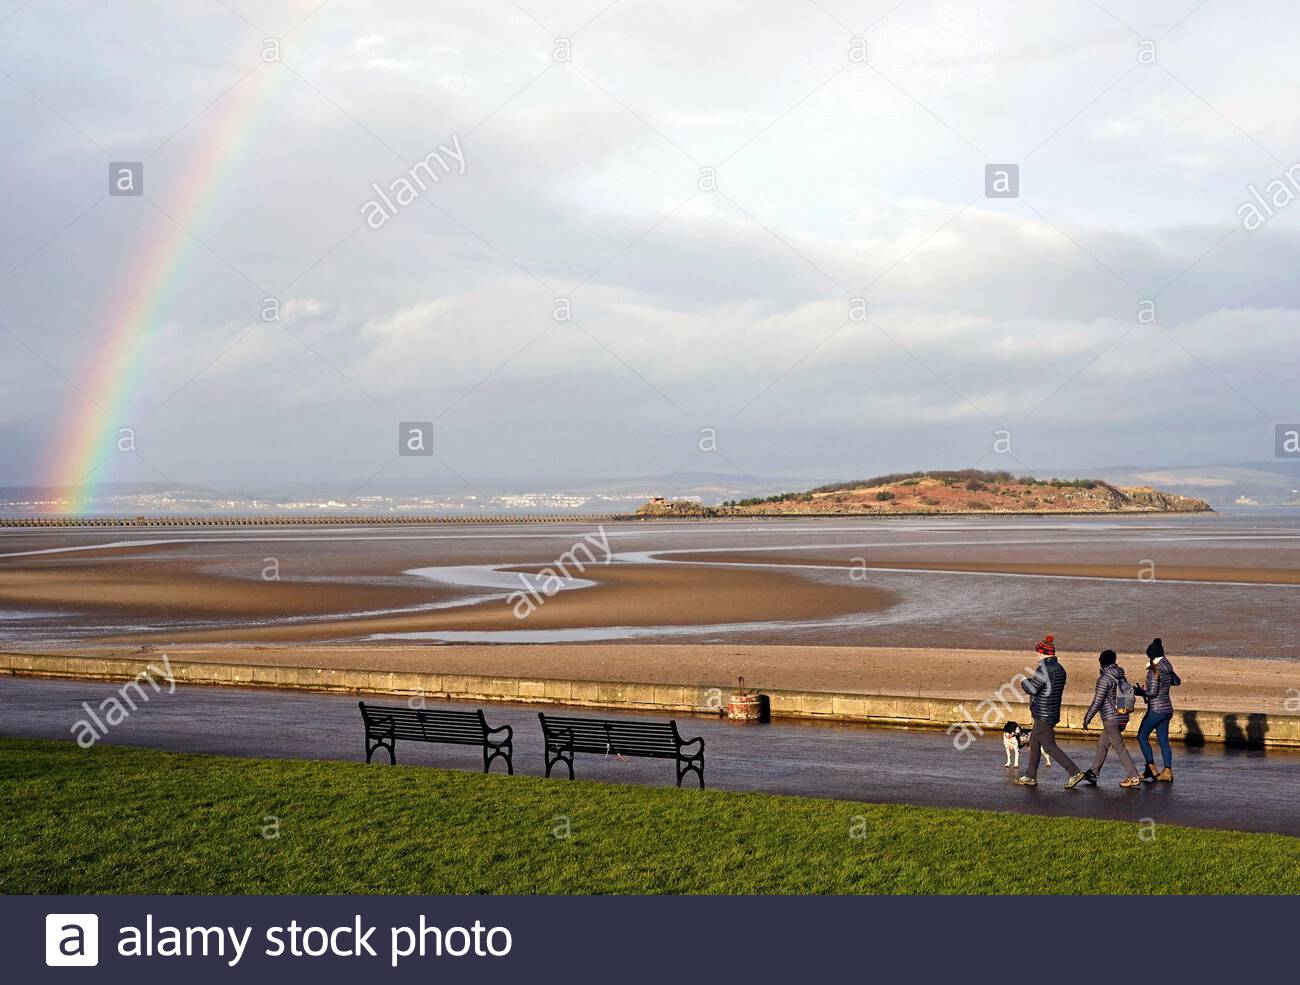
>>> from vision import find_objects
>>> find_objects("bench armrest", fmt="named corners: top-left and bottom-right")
top-left (677, 735), bottom-right (704, 753)
top-left (485, 723), bottom-right (513, 739)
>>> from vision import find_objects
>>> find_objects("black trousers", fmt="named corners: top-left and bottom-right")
top-left (1026, 720), bottom-right (1079, 778)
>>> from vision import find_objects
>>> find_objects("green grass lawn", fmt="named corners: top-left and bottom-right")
top-left (2, 737), bottom-right (1296, 894)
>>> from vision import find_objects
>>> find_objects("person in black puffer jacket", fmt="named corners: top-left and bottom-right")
top-left (1081, 650), bottom-right (1141, 788)
top-left (1014, 635), bottom-right (1086, 789)
top-left (1134, 637), bottom-right (1181, 782)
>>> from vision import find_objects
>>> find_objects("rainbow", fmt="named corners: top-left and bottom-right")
top-left (43, 59), bottom-right (286, 514)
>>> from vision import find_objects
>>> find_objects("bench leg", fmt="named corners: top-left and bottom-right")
top-left (676, 757), bottom-right (704, 789)
top-left (544, 747), bottom-right (574, 780)
top-left (366, 736), bottom-right (395, 765)
top-left (483, 742), bottom-right (514, 775)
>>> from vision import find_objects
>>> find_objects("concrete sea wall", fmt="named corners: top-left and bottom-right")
top-left (2, 651), bottom-right (1295, 748)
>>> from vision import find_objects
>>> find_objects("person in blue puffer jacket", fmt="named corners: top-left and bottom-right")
top-left (1014, 635), bottom-right (1086, 789)
top-left (1134, 637), bottom-right (1181, 782)
top-left (1081, 650), bottom-right (1141, 788)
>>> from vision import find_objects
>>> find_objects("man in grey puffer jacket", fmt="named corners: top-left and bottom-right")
top-left (1015, 635), bottom-right (1086, 789)
top-left (1081, 650), bottom-right (1141, 787)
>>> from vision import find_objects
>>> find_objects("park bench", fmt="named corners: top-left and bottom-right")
top-left (358, 702), bottom-right (513, 774)
top-left (538, 712), bottom-right (705, 788)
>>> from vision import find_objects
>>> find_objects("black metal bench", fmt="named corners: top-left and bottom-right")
top-left (538, 712), bottom-right (705, 788)
top-left (358, 702), bottom-right (513, 774)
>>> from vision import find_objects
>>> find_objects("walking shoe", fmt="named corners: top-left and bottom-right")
top-left (1064, 771), bottom-right (1086, 790)
top-left (1141, 763), bottom-right (1158, 781)
top-left (1013, 776), bottom-right (1038, 786)
top-left (1156, 767), bottom-right (1174, 783)
top-left (1120, 776), bottom-right (1142, 788)
top-left (1083, 769), bottom-right (1098, 786)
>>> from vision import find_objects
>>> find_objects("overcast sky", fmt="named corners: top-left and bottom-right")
top-left (2, 0), bottom-right (1299, 494)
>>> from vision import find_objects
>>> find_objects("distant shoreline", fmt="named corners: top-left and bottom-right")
top-left (0, 508), bottom-right (1220, 528)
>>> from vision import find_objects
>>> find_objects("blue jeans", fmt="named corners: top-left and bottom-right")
top-left (1137, 710), bottom-right (1173, 769)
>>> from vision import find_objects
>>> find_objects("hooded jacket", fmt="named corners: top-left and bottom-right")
top-left (1136, 657), bottom-right (1181, 715)
top-left (1084, 662), bottom-right (1132, 728)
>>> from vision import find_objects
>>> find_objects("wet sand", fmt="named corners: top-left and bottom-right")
top-left (16, 642), bottom-right (1295, 714)
top-left (3, 515), bottom-right (1300, 657)
top-left (0, 565), bottom-right (443, 617)
top-left (0, 563), bottom-right (893, 644)
top-left (669, 553), bottom-right (1300, 585)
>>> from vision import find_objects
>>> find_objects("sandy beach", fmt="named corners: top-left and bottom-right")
top-left (3, 515), bottom-right (1299, 658)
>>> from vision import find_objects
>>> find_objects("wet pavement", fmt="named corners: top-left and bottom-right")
top-left (2, 676), bottom-right (1296, 836)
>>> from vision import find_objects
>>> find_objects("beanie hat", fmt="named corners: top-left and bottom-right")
top-left (1099, 649), bottom-right (1117, 667)
top-left (1035, 634), bottom-right (1056, 656)
top-left (1146, 637), bottom-right (1164, 661)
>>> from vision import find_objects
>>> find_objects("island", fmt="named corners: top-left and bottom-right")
top-left (635, 470), bottom-right (1213, 517)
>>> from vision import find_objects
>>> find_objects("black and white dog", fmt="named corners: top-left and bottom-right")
top-left (1002, 721), bottom-right (1051, 769)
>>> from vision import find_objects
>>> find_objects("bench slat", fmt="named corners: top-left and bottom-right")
top-left (541, 719), bottom-right (675, 731)
top-left (538, 714), bottom-right (691, 752)
top-left (362, 710), bottom-right (483, 723)
top-left (367, 722), bottom-right (487, 735)
top-left (550, 733), bottom-right (678, 747)
top-left (359, 703), bottom-right (500, 743)
top-left (543, 718), bottom-right (674, 730)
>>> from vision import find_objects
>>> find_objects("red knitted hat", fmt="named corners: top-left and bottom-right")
top-left (1035, 634), bottom-right (1056, 656)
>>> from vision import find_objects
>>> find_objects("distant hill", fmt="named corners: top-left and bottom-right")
top-left (1096, 463), bottom-right (1300, 507)
top-left (636, 470), bottom-right (1213, 517)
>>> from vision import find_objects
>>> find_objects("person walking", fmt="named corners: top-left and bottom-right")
top-left (1134, 637), bottom-right (1180, 782)
top-left (1081, 650), bottom-right (1142, 788)
top-left (1014, 635), bottom-right (1087, 789)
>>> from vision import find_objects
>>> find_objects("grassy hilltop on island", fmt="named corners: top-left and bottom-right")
top-left (637, 470), bottom-right (1214, 517)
